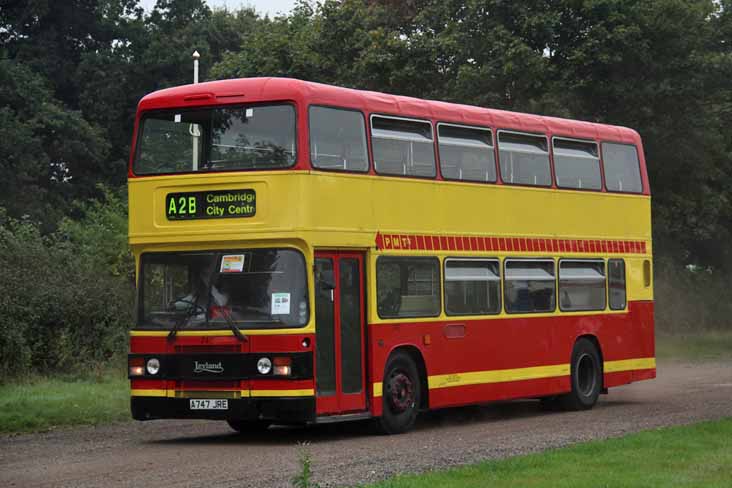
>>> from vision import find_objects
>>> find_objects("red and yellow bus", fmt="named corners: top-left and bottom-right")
top-left (127, 78), bottom-right (654, 434)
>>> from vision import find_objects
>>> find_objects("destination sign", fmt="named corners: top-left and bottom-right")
top-left (165, 189), bottom-right (256, 220)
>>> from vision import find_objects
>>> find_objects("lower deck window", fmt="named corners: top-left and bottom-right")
top-left (559, 260), bottom-right (606, 311)
top-left (608, 259), bottom-right (627, 310)
top-left (444, 259), bottom-right (500, 315)
top-left (504, 259), bottom-right (556, 313)
top-left (377, 257), bottom-right (440, 318)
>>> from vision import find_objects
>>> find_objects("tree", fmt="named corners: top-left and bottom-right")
top-left (0, 60), bottom-right (109, 230)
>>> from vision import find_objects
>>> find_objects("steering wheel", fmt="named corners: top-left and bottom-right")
top-left (168, 298), bottom-right (206, 315)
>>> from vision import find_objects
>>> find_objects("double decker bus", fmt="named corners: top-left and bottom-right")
top-left (127, 78), bottom-right (654, 434)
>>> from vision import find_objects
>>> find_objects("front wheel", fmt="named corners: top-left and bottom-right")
top-left (377, 352), bottom-right (421, 435)
top-left (559, 338), bottom-right (602, 410)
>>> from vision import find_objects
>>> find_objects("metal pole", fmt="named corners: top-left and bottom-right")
top-left (191, 50), bottom-right (201, 170)
top-left (193, 50), bottom-right (200, 84)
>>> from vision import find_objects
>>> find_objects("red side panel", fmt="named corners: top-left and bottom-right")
top-left (368, 301), bottom-right (655, 416)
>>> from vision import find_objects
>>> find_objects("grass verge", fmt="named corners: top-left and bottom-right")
top-left (0, 372), bottom-right (130, 434)
top-left (368, 418), bottom-right (732, 488)
top-left (656, 331), bottom-right (732, 361)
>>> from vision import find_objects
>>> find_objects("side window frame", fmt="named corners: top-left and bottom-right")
top-left (308, 104), bottom-right (370, 173)
top-left (552, 136), bottom-right (603, 192)
top-left (370, 114), bottom-right (437, 179)
top-left (436, 122), bottom-right (497, 184)
top-left (600, 141), bottom-right (644, 194)
top-left (443, 257), bottom-right (501, 316)
top-left (496, 130), bottom-right (552, 188)
top-left (558, 258), bottom-right (607, 312)
top-left (376, 255), bottom-right (441, 319)
top-left (608, 258), bottom-right (627, 310)
top-left (503, 258), bottom-right (557, 314)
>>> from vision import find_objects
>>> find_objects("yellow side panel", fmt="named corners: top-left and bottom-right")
top-left (129, 171), bottom-right (652, 246)
top-left (129, 170), bottom-right (653, 321)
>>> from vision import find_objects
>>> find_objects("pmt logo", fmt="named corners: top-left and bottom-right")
top-left (193, 361), bottom-right (224, 374)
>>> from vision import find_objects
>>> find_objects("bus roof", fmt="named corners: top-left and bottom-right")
top-left (138, 77), bottom-right (641, 145)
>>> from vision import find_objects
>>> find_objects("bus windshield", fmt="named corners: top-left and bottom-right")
top-left (138, 249), bottom-right (308, 329)
top-left (134, 104), bottom-right (296, 175)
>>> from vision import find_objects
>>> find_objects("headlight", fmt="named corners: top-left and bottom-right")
top-left (129, 357), bottom-right (144, 376)
top-left (146, 358), bottom-right (161, 375)
top-left (257, 357), bottom-right (272, 375)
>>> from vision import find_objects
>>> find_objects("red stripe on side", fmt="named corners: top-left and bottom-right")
top-left (374, 234), bottom-right (650, 255)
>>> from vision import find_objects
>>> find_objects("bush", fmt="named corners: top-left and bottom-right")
top-left (654, 257), bottom-right (732, 333)
top-left (0, 190), bottom-right (134, 380)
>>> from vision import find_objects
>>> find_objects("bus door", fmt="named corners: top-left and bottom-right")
top-left (314, 252), bottom-right (367, 415)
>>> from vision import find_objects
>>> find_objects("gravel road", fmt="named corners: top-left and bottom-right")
top-left (1, 360), bottom-right (730, 488)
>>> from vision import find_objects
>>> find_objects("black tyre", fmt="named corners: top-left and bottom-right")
top-left (559, 338), bottom-right (602, 411)
top-left (377, 351), bottom-right (421, 434)
top-left (227, 419), bottom-right (271, 434)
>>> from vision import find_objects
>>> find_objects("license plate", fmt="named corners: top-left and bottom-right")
top-left (189, 399), bottom-right (229, 410)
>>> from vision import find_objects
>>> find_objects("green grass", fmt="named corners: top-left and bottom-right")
top-left (368, 418), bottom-right (732, 488)
top-left (0, 372), bottom-right (130, 434)
top-left (656, 331), bottom-right (732, 361)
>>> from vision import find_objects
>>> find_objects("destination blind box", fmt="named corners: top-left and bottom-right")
top-left (166, 189), bottom-right (256, 220)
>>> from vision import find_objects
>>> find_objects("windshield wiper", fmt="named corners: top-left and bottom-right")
top-left (221, 308), bottom-right (247, 342)
top-left (167, 298), bottom-right (201, 341)
top-left (207, 254), bottom-right (247, 342)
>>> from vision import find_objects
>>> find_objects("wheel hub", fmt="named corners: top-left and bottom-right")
top-left (387, 372), bottom-right (414, 413)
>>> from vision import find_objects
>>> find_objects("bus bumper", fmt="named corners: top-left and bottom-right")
top-left (131, 396), bottom-right (315, 424)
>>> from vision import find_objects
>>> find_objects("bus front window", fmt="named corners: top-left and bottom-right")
top-left (139, 249), bottom-right (309, 329)
top-left (134, 104), bottom-right (296, 175)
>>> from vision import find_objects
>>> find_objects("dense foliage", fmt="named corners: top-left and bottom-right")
top-left (0, 191), bottom-right (133, 377)
top-left (0, 0), bottom-right (730, 377)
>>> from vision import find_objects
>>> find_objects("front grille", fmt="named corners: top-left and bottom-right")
top-left (171, 389), bottom-right (242, 399)
top-left (176, 380), bottom-right (240, 390)
top-left (175, 345), bottom-right (240, 353)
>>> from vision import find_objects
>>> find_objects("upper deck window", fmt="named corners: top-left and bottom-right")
top-left (602, 142), bottom-right (643, 193)
top-left (438, 124), bottom-right (496, 183)
top-left (134, 104), bottom-right (296, 175)
top-left (309, 106), bottom-right (369, 172)
top-left (553, 138), bottom-right (602, 190)
top-left (498, 131), bottom-right (551, 187)
top-left (371, 115), bottom-right (436, 178)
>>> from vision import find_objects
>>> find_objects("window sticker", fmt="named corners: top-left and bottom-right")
top-left (220, 254), bottom-right (245, 273)
top-left (271, 292), bottom-right (291, 315)
top-left (246, 108), bottom-right (254, 118)
top-left (174, 114), bottom-right (181, 123)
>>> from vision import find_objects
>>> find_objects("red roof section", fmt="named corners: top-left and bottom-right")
top-left (138, 77), bottom-right (641, 145)
top-left (134, 77), bottom-right (648, 194)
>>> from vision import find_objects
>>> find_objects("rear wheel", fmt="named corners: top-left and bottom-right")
top-left (227, 419), bottom-right (271, 434)
top-left (559, 338), bottom-right (602, 410)
top-left (377, 352), bottom-right (421, 434)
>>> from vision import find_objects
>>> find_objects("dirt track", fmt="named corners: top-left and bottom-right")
top-left (1, 360), bottom-right (731, 488)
